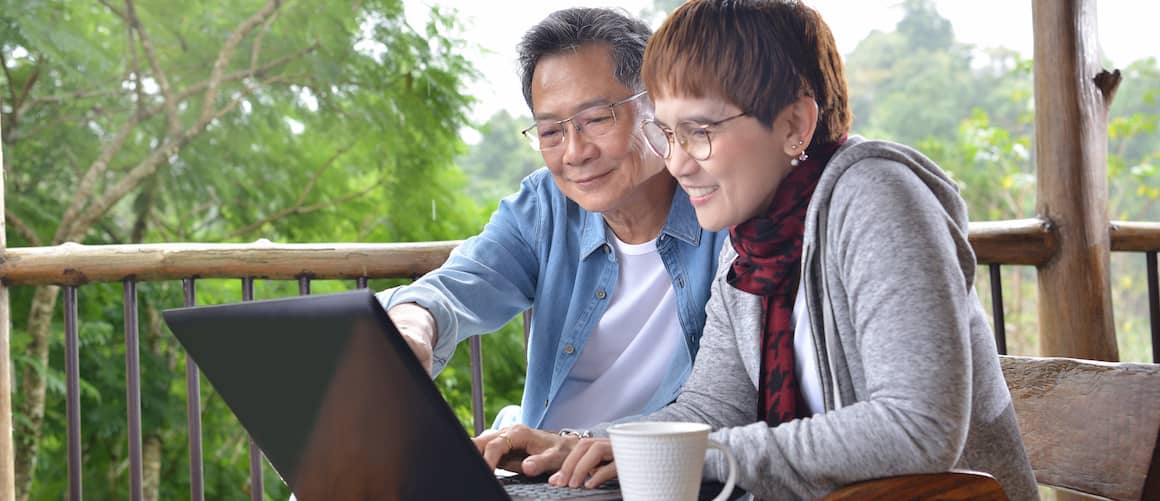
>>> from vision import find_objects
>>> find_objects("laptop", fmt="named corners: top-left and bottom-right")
top-left (162, 289), bottom-right (619, 500)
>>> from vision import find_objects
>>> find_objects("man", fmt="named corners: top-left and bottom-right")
top-left (381, 7), bottom-right (725, 475)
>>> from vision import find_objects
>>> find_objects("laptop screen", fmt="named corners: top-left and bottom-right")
top-left (163, 289), bottom-right (509, 500)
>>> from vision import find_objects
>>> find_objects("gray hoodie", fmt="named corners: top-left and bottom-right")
top-left (593, 137), bottom-right (1038, 500)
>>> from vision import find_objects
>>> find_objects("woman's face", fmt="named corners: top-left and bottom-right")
top-left (651, 94), bottom-right (797, 231)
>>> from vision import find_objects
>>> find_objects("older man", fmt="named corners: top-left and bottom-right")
top-left (381, 7), bottom-right (725, 475)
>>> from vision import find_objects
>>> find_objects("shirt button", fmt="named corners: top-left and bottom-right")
top-left (677, 276), bottom-right (685, 288)
top-left (602, 244), bottom-right (611, 254)
top-left (544, 399), bottom-right (550, 406)
top-left (564, 344), bottom-right (575, 354)
top-left (595, 289), bottom-right (607, 299)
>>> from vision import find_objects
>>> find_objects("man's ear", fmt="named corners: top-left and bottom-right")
top-left (780, 95), bottom-right (820, 157)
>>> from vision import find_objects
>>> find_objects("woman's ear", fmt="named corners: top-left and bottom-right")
top-left (780, 96), bottom-right (820, 157)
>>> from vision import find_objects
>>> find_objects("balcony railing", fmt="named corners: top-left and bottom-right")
top-left (1, 219), bottom-right (1157, 500)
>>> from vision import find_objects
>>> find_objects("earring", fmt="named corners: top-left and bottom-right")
top-left (789, 139), bottom-right (808, 167)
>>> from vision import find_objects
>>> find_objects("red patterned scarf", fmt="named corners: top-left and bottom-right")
top-left (727, 139), bottom-right (843, 425)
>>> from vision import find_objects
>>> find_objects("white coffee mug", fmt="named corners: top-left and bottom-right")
top-left (608, 421), bottom-right (737, 501)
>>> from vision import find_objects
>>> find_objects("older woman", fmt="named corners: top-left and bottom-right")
top-left (546, 1), bottom-right (1039, 499)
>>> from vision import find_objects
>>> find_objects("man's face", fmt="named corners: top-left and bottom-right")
top-left (528, 44), bottom-right (664, 214)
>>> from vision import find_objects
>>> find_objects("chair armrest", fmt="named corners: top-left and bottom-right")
top-left (817, 470), bottom-right (1007, 500)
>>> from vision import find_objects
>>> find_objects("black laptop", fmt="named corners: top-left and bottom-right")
top-left (162, 289), bottom-right (619, 500)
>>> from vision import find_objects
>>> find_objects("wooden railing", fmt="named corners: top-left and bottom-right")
top-left (0, 219), bottom-right (1157, 500)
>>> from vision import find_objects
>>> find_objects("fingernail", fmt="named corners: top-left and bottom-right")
top-left (549, 472), bottom-right (562, 485)
top-left (523, 459), bottom-right (537, 473)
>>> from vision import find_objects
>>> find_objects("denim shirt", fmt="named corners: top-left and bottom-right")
top-left (380, 168), bottom-right (725, 429)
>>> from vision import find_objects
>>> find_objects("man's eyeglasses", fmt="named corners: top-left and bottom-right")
top-left (521, 91), bottom-right (648, 151)
top-left (639, 111), bottom-right (748, 161)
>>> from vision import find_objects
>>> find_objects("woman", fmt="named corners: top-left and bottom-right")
top-left (546, 1), bottom-right (1038, 499)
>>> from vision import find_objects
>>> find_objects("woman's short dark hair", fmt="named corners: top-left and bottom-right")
top-left (516, 8), bottom-right (651, 111)
top-left (642, 0), bottom-right (851, 146)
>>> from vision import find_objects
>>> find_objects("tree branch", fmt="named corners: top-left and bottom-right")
top-left (60, 134), bottom-right (185, 243)
top-left (174, 43), bottom-right (316, 102)
top-left (53, 112), bottom-right (142, 243)
top-left (226, 177), bottom-right (383, 239)
top-left (97, 0), bottom-right (129, 21)
top-left (124, 0), bottom-right (180, 134)
top-left (199, 0), bottom-right (286, 127)
top-left (1, 51), bottom-right (18, 113)
top-left (224, 142), bottom-right (357, 239)
top-left (25, 87), bottom-right (128, 107)
top-left (5, 209), bottom-right (44, 246)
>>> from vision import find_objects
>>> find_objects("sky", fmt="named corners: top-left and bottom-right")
top-left (404, 0), bottom-right (1160, 127)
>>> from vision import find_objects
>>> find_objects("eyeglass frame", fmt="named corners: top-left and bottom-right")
top-left (520, 90), bottom-right (648, 151)
top-left (640, 111), bottom-right (748, 161)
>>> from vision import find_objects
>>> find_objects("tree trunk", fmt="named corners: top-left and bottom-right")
top-left (0, 95), bottom-right (16, 501)
top-left (143, 434), bottom-right (162, 501)
top-left (14, 285), bottom-right (59, 501)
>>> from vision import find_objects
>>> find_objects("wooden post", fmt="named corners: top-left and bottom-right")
top-left (1033, 0), bottom-right (1120, 361)
top-left (1, 96), bottom-right (15, 500)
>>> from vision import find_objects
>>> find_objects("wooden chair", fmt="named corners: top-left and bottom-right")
top-left (820, 356), bottom-right (1160, 500)
top-left (818, 470), bottom-right (1006, 500)
top-left (1000, 355), bottom-right (1160, 500)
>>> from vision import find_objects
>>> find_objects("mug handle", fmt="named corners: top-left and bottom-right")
top-left (706, 439), bottom-right (737, 501)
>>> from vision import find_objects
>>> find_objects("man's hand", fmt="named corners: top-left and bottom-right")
top-left (387, 302), bottom-right (436, 374)
top-left (473, 424), bottom-right (579, 476)
top-left (550, 438), bottom-right (617, 489)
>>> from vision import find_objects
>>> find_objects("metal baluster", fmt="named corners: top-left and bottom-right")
top-left (356, 277), bottom-right (368, 289)
top-left (123, 279), bottom-right (143, 501)
top-left (242, 278), bottom-right (264, 501)
top-left (298, 276), bottom-right (310, 296)
top-left (470, 337), bottom-right (485, 436)
top-left (989, 264), bottom-right (1007, 355)
top-left (64, 286), bottom-right (82, 501)
top-left (182, 279), bottom-right (204, 501)
top-left (1147, 251), bottom-right (1158, 363)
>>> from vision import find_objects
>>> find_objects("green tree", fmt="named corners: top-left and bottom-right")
top-left (1, 0), bottom-right (487, 498)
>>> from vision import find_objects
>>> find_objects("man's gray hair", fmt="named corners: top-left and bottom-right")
top-left (516, 8), bottom-right (651, 111)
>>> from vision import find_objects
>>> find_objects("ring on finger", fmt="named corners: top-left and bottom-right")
top-left (498, 433), bottom-right (513, 450)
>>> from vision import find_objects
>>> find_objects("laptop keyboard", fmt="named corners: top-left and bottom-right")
top-left (504, 482), bottom-right (617, 499)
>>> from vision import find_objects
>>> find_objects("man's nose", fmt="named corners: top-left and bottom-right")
top-left (561, 122), bottom-right (596, 165)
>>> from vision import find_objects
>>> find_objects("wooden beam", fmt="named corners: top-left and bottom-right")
top-left (0, 241), bottom-right (461, 286)
top-left (0, 94), bottom-right (15, 501)
top-left (1032, 0), bottom-right (1119, 361)
top-left (968, 218), bottom-right (1056, 265)
top-left (1111, 221), bottom-right (1160, 252)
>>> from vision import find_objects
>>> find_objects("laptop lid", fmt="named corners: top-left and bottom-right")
top-left (162, 289), bottom-right (509, 500)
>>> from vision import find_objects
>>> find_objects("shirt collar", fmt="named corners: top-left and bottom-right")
top-left (579, 185), bottom-right (702, 257)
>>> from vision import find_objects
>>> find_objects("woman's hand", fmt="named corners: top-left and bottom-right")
top-left (549, 438), bottom-right (618, 489)
top-left (472, 424), bottom-right (579, 476)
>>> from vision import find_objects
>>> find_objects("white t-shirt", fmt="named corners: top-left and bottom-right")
top-left (540, 230), bottom-right (680, 429)
top-left (794, 280), bottom-right (824, 415)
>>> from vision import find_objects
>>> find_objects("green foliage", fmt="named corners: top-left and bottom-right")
top-left (458, 110), bottom-right (545, 203)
